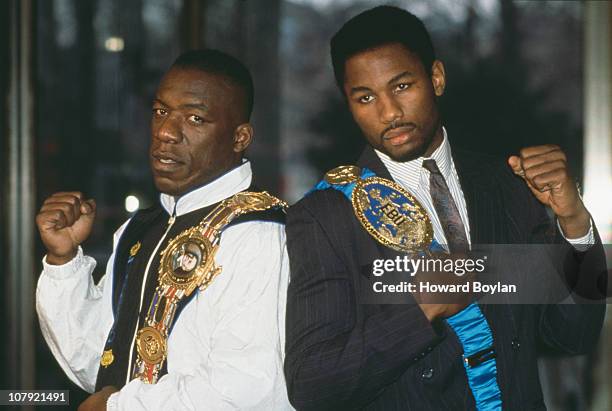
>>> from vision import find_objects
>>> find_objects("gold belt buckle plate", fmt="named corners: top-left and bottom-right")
top-left (136, 326), bottom-right (167, 366)
top-left (352, 176), bottom-right (433, 253)
top-left (158, 228), bottom-right (217, 296)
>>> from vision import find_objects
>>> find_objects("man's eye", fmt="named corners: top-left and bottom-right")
top-left (358, 95), bottom-right (374, 104)
top-left (395, 82), bottom-right (413, 92)
top-left (153, 108), bottom-right (167, 116)
top-left (188, 114), bottom-right (204, 124)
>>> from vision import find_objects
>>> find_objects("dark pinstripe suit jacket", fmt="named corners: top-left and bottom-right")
top-left (284, 146), bottom-right (606, 411)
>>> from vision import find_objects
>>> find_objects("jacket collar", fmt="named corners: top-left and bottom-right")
top-left (159, 160), bottom-right (252, 216)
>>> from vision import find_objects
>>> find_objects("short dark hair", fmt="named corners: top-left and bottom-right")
top-left (171, 49), bottom-right (254, 120)
top-left (330, 5), bottom-right (436, 92)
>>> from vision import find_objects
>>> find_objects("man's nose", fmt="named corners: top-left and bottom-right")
top-left (155, 116), bottom-right (182, 144)
top-left (379, 94), bottom-right (403, 124)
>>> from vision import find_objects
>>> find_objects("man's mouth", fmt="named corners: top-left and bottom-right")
top-left (383, 125), bottom-right (417, 146)
top-left (152, 152), bottom-right (183, 170)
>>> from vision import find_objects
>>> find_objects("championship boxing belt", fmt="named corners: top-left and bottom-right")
top-left (314, 166), bottom-right (502, 410)
top-left (315, 165), bottom-right (436, 253)
top-left (131, 191), bottom-right (287, 384)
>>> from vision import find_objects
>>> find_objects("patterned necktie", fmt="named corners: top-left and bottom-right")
top-left (422, 159), bottom-right (469, 253)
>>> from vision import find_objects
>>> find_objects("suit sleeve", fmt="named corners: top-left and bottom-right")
top-left (284, 198), bottom-right (444, 410)
top-left (537, 223), bottom-right (607, 355)
top-left (513, 175), bottom-right (608, 355)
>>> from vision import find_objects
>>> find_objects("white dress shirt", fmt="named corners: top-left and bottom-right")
top-left (36, 161), bottom-right (293, 410)
top-left (376, 128), bottom-right (594, 249)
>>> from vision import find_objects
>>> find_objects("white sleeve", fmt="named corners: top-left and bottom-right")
top-left (106, 221), bottom-right (293, 411)
top-left (556, 218), bottom-right (595, 251)
top-left (35, 220), bottom-right (130, 392)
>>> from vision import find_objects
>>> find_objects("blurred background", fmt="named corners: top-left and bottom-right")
top-left (1, 0), bottom-right (610, 409)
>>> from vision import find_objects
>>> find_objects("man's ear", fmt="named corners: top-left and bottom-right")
top-left (233, 123), bottom-right (254, 153)
top-left (431, 60), bottom-right (446, 97)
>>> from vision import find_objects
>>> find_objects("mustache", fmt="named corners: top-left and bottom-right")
top-left (381, 122), bottom-right (417, 139)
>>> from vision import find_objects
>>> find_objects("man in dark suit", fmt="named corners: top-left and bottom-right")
top-left (284, 6), bottom-right (607, 410)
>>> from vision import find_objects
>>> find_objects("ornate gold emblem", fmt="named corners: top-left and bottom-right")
top-left (225, 191), bottom-right (288, 215)
top-left (158, 229), bottom-right (217, 296)
top-left (130, 241), bottom-right (141, 257)
top-left (136, 326), bottom-right (166, 365)
top-left (324, 165), bottom-right (361, 185)
top-left (352, 177), bottom-right (433, 252)
top-left (228, 191), bottom-right (287, 211)
top-left (100, 349), bottom-right (114, 368)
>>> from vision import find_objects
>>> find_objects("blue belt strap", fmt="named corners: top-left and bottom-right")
top-left (310, 167), bottom-right (376, 199)
top-left (446, 303), bottom-right (502, 410)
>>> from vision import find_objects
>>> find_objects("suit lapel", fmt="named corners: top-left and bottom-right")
top-left (356, 146), bottom-right (393, 181)
top-left (451, 148), bottom-right (507, 244)
top-left (453, 149), bottom-right (524, 402)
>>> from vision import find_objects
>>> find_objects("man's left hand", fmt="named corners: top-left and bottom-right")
top-left (508, 144), bottom-right (590, 238)
top-left (78, 386), bottom-right (118, 411)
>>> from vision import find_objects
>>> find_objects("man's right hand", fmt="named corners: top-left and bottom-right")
top-left (36, 192), bottom-right (96, 265)
top-left (411, 252), bottom-right (473, 321)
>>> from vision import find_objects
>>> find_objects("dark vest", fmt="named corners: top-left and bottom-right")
top-left (95, 189), bottom-right (285, 389)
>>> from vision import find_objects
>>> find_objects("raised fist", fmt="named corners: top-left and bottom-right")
top-left (36, 192), bottom-right (96, 265)
top-left (508, 145), bottom-right (590, 238)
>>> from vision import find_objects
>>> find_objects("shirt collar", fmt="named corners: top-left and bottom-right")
top-left (159, 159), bottom-right (252, 216)
top-left (375, 127), bottom-right (454, 189)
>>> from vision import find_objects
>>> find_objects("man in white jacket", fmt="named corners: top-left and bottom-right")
top-left (36, 49), bottom-right (292, 411)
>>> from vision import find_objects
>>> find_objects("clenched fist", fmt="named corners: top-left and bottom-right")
top-left (508, 145), bottom-right (590, 238)
top-left (36, 191), bottom-right (96, 265)
top-left (413, 252), bottom-right (475, 321)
